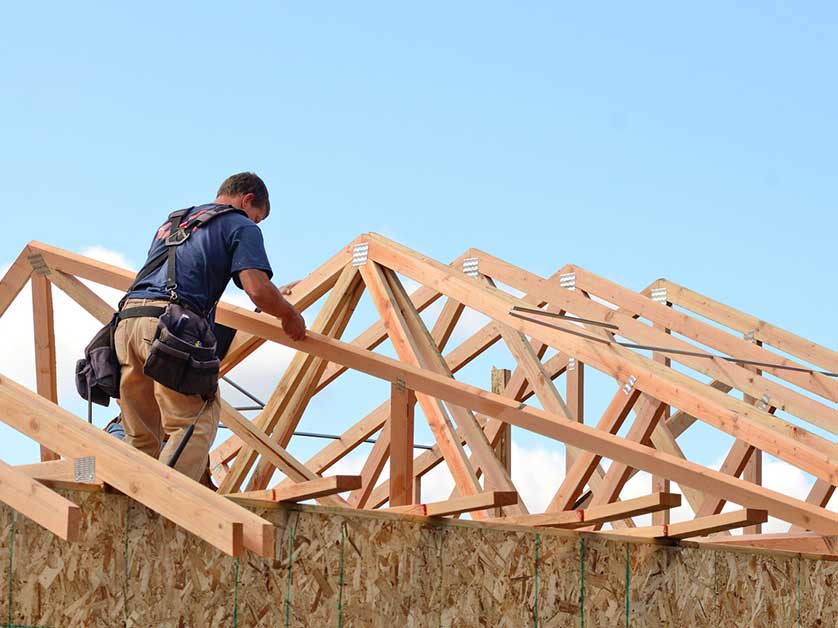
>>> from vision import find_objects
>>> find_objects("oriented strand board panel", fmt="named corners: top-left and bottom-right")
top-left (0, 490), bottom-right (835, 627)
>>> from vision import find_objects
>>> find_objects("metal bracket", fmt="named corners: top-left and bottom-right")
top-left (395, 377), bottom-right (406, 392)
top-left (352, 243), bottom-right (369, 267)
top-left (463, 257), bottom-right (479, 278)
top-left (651, 287), bottom-right (668, 305)
top-left (744, 331), bottom-right (756, 343)
top-left (622, 375), bottom-right (637, 395)
top-left (27, 254), bottom-right (50, 276)
top-left (559, 272), bottom-right (576, 291)
top-left (757, 394), bottom-right (771, 411)
top-left (73, 456), bottom-right (96, 483)
top-left (568, 357), bottom-right (576, 371)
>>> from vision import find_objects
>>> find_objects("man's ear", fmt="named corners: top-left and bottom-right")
top-left (241, 192), bottom-right (256, 209)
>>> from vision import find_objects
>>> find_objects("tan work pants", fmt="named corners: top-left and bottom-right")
top-left (114, 299), bottom-right (220, 481)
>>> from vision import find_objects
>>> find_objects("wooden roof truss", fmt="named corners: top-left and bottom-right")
top-left (0, 235), bottom-right (836, 557)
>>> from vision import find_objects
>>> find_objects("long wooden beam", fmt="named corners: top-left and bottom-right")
top-left (384, 491), bottom-right (518, 517)
top-left (476, 251), bottom-right (838, 433)
top-left (0, 248), bottom-right (33, 319)
top-left (31, 272), bottom-right (60, 461)
top-left (660, 279), bottom-right (838, 374)
top-left (0, 458), bottom-right (81, 541)
top-left (608, 509), bottom-right (768, 539)
top-left (0, 374), bottom-right (273, 557)
top-left (493, 492), bottom-right (681, 528)
top-left (228, 475), bottom-right (361, 507)
top-left (569, 266), bottom-right (838, 403)
top-left (697, 532), bottom-right (838, 557)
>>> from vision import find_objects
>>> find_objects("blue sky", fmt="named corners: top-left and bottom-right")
top-left (1, 3), bottom-right (835, 521)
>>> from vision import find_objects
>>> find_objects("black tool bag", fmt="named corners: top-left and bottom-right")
top-left (75, 312), bottom-right (121, 407)
top-left (74, 204), bottom-right (246, 405)
top-left (144, 302), bottom-right (220, 397)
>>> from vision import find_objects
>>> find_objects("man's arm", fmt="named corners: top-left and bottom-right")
top-left (239, 269), bottom-right (306, 340)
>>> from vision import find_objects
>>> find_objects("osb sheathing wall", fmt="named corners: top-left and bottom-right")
top-left (0, 490), bottom-right (835, 627)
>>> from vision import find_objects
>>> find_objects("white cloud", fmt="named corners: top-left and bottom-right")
top-left (79, 245), bottom-right (136, 271)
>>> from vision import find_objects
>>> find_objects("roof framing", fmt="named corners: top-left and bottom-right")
top-left (0, 236), bottom-right (834, 556)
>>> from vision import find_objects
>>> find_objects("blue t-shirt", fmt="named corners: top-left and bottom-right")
top-left (126, 204), bottom-right (273, 320)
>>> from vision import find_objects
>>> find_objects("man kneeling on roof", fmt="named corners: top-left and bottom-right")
top-left (114, 172), bottom-right (305, 482)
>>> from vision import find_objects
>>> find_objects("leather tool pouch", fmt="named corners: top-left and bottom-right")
top-left (75, 313), bottom-right (121, 407)
top-left (143, 303), bottom-right (220, 398)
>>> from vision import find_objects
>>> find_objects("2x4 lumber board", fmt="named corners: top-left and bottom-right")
top-left (16, 459), bottom-right (77, 482)
top-left (566, 359), bottom-right (584, 473)
top-left (31, 273), bottom-right (60, 462)
top-left (229, 475), bottom-right (361, 507)
top-left (584, 397), bottom-right (668, 530)
top-left (201, 300), bottom-right (838, 535)
top-left (381, 266), bottom-right (524, 515)
top-left (362, 234), bottom-right (838, 487)
top-left (246, 274), bottom-right (364, 492)
top-left (223, 266), bottom-right (360, 490)
top-left (384, 491), bottom-right (518, 518)
top-left (221, 265), bottom-right (362, 493)
top-left (0, 458), bottom-right (81, 541)
top-left (492, 492), bottom-right (682, 528)
top-left (477, 252), bottom-right (838, 433)
top-left (742, 346), bottom-right (764, 535)
top-left (548, 387), bottom-right (641, 512)
top-left (348, 420), bottom-right (391, 508)
top-left (697, 532), bottom-right (838, 556)
top-left (218, 399), bottom-right (346, 507)
top-left (0, 375), bottom-right (273, 557)
top-left (491, 368), bottom-right (512, 515)
top-left (651, 320), bottom-right (671, 526)
top-left (569, 266), bottom-right (838, 404)
top-left (608, 509), bottom-right (769, 540)
top-left (15, 459), bottom-right (106, 491)
top-left (0, 247), bottom-right (33, 319)
top-left (647, 421), bottom-right (707, 514)
top-left (389, 383), bottom-right (416, 507)
top-left (358, 261), bottom-right (482, 502)
top-left (659, 279), bottom-right (838, 375)
top-left (665, 380), bottom-right (733, 436)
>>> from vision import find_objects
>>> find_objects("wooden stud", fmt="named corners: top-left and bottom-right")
top-left (490, 367), bottom-right (512, 516)
top-left (31, 273), bottom-right (60, 461)
top-left (348, 421), bottom-right (391, 508)
top-left (388, 382), bottom-right (416, 507)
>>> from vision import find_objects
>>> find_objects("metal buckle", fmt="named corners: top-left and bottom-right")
top-left (165, 228), bottom-right (189, 246)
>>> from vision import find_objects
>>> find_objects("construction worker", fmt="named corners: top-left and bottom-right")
top-left (114, 172), bottom-right (305, 481)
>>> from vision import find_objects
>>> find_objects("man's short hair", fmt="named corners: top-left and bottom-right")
top-left (217, 172), bottom-right (270, 215)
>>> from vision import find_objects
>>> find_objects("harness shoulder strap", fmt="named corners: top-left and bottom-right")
top-left (123, 205), bottom-right (249, 305)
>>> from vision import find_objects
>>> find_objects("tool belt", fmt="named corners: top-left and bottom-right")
top-left (143, 302), bottom-right (220, 398)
